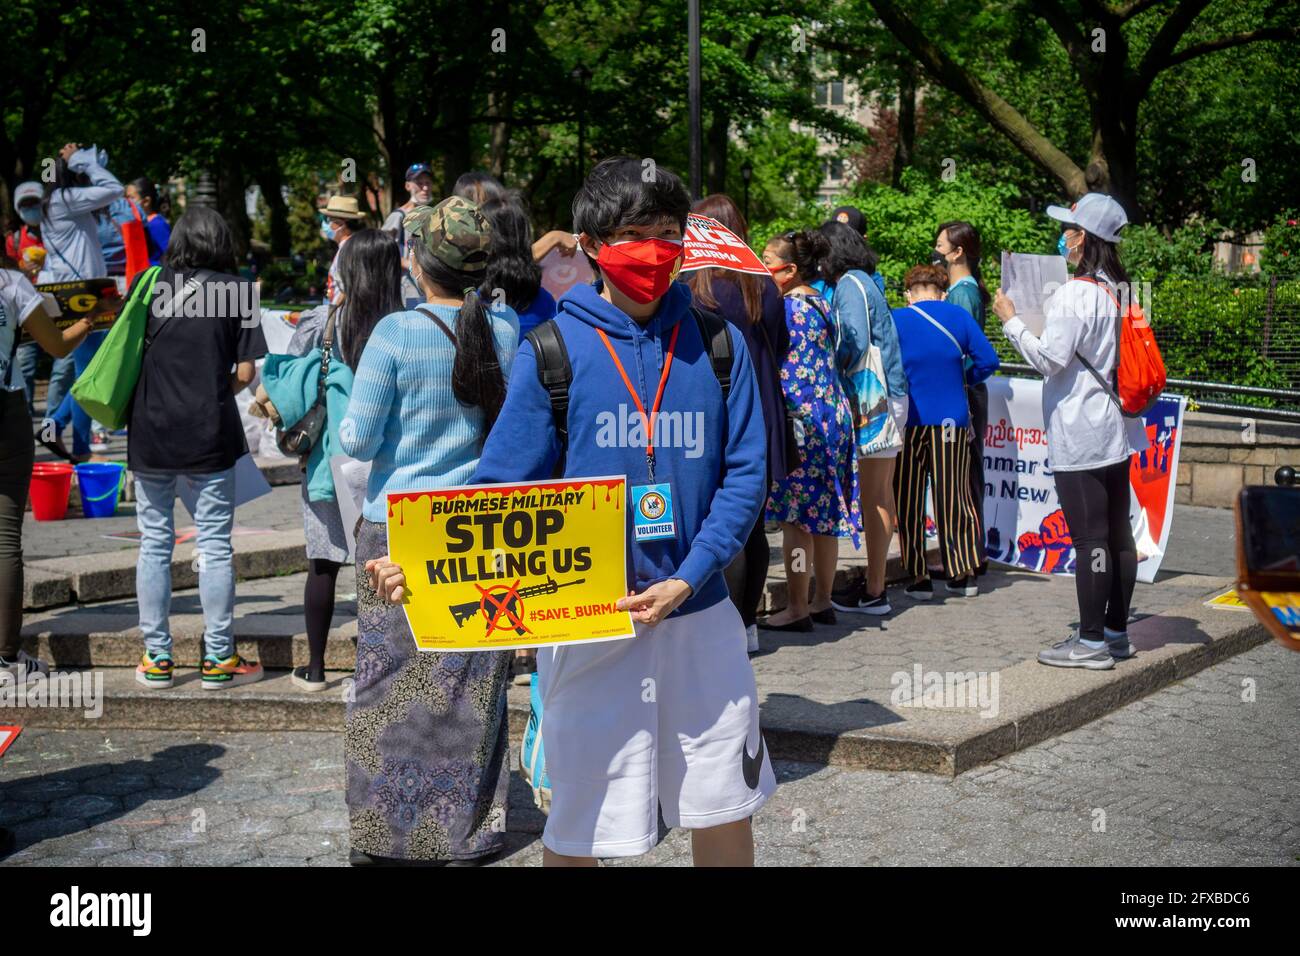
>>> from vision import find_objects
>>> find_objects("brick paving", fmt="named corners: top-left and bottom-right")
top-left (2, 639), bottom-right (1294, 867)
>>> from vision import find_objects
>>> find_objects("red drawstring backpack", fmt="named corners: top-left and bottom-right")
top-left (1073, 276), bottom-right (1166, 416)
top-left (120, 200), bottom-right (151, 282)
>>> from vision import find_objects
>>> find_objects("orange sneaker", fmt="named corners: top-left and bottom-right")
top-left (201, 653), bottom-right (263, 690)
top-left (135, 651), bottom-right (175, 689)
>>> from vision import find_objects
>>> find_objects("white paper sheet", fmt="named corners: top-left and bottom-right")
top-left (999, 252), bottom-right (1068, 337)
top-left (328, 454), bottom-right (371, 563)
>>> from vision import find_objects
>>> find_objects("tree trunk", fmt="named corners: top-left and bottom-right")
top-left (257, 166), bottom-right (291, 257)
top-left (1088, 96), bottom-right (1142, 221)
top-left (217, 157), bottom-right (251, 264)
top-left (439, 89), bottom-right (473, 196)
top-left (892, 61), bottom-right (918, 187)
top-left (375, 72), bottom-right (400, 210)
top-left (488, 90), bottom-right (512, 180)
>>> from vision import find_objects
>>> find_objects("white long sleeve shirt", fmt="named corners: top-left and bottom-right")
top-left (37, 147), bottom-right (123, 282)
top-left (1001, 271), bottom-right (1149, 472)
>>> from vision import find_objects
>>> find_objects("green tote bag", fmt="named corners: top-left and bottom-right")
top-left (71, 266), bottom-right (161, 430)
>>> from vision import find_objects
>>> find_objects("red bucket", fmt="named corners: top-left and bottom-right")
top-left (30, 462), bottom-right (75, 521)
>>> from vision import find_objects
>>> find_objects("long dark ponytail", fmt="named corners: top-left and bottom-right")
top-left (936, 220), bottom-right (990, 306)
top-left (412, 242), bottom-right (507, 430)
top-left (336, 229), bottom-right (403, 368)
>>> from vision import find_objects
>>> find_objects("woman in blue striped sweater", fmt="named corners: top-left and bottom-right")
top-left (338, 196), bottom-right (519, 866)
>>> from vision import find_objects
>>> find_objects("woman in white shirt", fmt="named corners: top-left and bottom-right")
top-left (993, 192), bottom-right (1149, 671)
top-left (1, 265), bottom-right (92, 685)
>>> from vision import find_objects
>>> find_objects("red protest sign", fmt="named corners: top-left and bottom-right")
top-left (681, 214), bottom-right (769, 276)
top-left (0, 725), bottom-right (20, 759)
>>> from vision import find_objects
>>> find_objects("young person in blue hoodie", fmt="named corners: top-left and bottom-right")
top-left (368, 157), bottom-right (776, 866)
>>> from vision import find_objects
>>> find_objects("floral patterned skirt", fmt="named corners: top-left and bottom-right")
top-left (345, 518), bottom-right (512, 861)
top-left (767, 391), bottom-right (862, 545)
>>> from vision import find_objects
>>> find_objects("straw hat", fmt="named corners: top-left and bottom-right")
top-left (321, 195), bottom-right (365, 221)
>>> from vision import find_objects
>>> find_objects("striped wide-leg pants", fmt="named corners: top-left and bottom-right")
top-left (892, 424), bottom-right (983, 580)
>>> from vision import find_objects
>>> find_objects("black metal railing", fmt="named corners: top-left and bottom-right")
top-left (995, 362), bottom-right (1300, 424)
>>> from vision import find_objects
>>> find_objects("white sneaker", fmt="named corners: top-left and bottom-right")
top-left (0, 649), bottom-right (49, 682)
top-left (746, 624), bottom-right (759, 655)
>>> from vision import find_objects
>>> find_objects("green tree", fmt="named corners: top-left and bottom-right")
top-left (824, 0), bottom-right (1300, 220)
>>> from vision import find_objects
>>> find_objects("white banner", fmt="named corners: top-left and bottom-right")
top-left (981, 377), bottom-right (1185, 584)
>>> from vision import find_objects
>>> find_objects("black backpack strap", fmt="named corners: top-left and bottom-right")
top-left (525, 318), bottom-right (572, 473)
top-left (691, 306), bottom-right (732, 400)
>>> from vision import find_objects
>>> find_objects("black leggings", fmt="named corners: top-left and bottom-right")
top-left (0, 391), bottom-right (35, 660)
top-left (304, 558), bottom-right (342, 679)
top-left (727, 516), bottom-right (770, 628)
top-left (1053, 460), bottom-right (1137, 642)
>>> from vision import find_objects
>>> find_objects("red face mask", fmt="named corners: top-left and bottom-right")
top-left (595, 237), bottom-right (684, 304)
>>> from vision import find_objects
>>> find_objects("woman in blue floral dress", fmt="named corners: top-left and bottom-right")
top-left (759, 230), bottom-right (861, 631)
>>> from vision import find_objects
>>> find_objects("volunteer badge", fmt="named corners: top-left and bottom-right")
top-left (632, 483), bottom-right (676, 541)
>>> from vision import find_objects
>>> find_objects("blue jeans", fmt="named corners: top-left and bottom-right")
top-left (49, 329), bottom-right (107, 456)
top-left (135, 468), bottom-right (236, 660)
top-left (16, 342), bottom-right (38, 416)
top-left (45, 352), bottom-right (74, 422)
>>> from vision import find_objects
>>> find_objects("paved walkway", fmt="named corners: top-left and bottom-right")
top-left (2, 639), bottom-right (1295, 866)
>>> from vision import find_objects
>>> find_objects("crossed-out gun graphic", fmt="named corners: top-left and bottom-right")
top-left (448, 576), bottom-right (586, 635)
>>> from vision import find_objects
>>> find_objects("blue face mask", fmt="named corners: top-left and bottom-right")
top-left (18, 206), bottom-right (40, 226)
top-left (321, 219), bottom-right (335, 243)
top-left (1057, 233), bottom-right (1069, 257)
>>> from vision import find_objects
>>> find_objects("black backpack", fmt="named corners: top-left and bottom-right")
top-left (525, 307), bottom-right (733, 474)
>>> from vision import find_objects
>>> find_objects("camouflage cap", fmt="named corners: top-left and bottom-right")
top-left (403, 196), bottom-right (491, 274)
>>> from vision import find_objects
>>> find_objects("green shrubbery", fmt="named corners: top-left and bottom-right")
top-left (752, 169), bottom-right (1056, 297)
top-left (753, 181), bottom-right (1300, 399)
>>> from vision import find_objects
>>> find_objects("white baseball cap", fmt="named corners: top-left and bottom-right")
top-left (1045, 192), bottom-right (1128, 243)
top-left (13, 181), bottom-right (42, 207)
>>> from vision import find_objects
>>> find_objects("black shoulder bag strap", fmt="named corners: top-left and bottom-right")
top-left (525, 318), bottom-right (573, 475)
top-left (690, 306), bottom-right (732, 400)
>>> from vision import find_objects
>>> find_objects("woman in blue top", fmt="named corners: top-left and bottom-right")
top-left (818, 221), bottom-right (909, 616)
top-left (935, 220), bottom-right (993, 574)
top-left (760, 229), bottom-right (861, 632)
top-left (126, 178), bottom-right (172, 266)
top-left (338, 196), bottom-right (519, 866)
top-left (891, 264), bottom-right (999, 601)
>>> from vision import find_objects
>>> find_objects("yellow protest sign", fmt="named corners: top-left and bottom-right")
top-left (1204, 589), bottom-right (1249, 610)
top-left (386, 476), bottom-right (635, 652)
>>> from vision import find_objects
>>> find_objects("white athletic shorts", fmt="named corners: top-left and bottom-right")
top-left (535, 597), bottom-right (776, 858)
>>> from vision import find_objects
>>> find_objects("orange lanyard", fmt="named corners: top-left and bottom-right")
top-left (596, 321), bottom-right (681, 481)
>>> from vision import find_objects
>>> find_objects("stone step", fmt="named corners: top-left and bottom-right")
top-left (2, 592), bottom-right (1267, 776)
top-left (22, 529), bottom-right (310, 612)
top-left (18, 544), bottom-right (931, 669)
